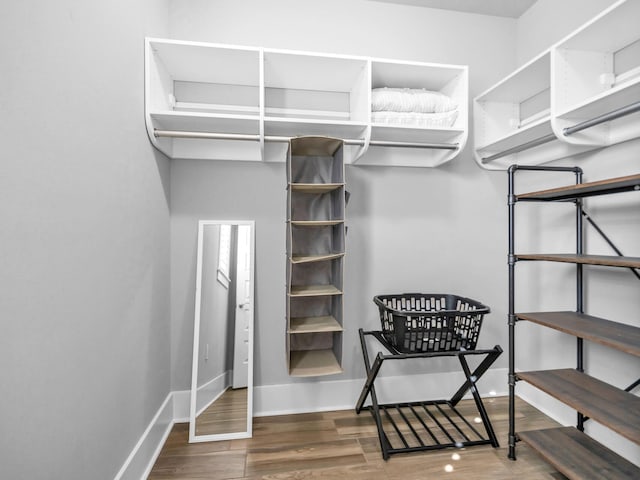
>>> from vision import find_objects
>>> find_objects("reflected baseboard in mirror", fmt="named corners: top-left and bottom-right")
top-left (189, 220), bottom-right (255, 443)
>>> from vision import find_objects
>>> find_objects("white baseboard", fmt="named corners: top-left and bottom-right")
top-left (195, 370), bottom-right (231, 416)
top-left (254, 367), bottom-right (508, 417)
top-left (172, 389), bottom-right (191, 423)
top-left (119, 368), bottom-right (509, 479)
top-left (113, 392), bottom-right (175, 480)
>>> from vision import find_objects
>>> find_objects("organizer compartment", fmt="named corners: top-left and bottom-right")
top-left (288, 223), bottom-right (345, 261)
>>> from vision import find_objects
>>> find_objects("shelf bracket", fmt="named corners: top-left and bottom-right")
top-left (582, 209), bottom-right (640, 282)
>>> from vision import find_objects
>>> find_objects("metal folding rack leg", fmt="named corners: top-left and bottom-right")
top-left (355, 329), bottom-right (502, 460)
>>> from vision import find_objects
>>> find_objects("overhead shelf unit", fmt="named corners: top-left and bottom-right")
top-left (356, 58), bottom-right (467, 168)
top-left (474, 0), bottom-right (640, 170)
top-left (145, 39), bottom-right (263, 161)
top-left (507, 166), bottom-right (640, 479)
top-left (286, 137), bottom-right (346, 377)
top-left (145, 37), bottom-right (468, 167)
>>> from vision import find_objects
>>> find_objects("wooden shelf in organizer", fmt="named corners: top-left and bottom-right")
top-left (289, 285), bottom-right (342, 297)
top-left (291, 253), bottom-right (345, 264)
top-left (517, 369), bottom-right (640, 445)
top-left (519, 427), bottom-right (640, 480)
top-left (516, 311), bottom-right (640, 357)
top-left (290, 220), bottom-right (344, 226)
top-left (289, 316), bottom-right (343, 334)
top-left (289, 349), bottom-right (343, 377)
top-left (289, 183), bottom-right (344, 193)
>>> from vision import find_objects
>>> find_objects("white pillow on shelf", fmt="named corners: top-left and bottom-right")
top-left (371, 87), bottom-right (458, 113)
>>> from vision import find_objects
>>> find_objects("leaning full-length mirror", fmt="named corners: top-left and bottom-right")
top-left (189, 220), bottom-right (255, 443)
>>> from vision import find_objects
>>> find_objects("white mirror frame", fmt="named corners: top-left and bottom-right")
top-left (189, 220), bottom-right (255, 443)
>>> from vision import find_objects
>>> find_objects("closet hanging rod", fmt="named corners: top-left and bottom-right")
top-left (481, 133), bottom-right (556, 164)
top-left (563, 100), bottom-right (640, 136)
top-left (153, 129), bottom-right (458, 150)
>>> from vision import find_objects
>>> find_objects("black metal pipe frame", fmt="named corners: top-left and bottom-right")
top-left (507, 165), bottom-right (517, 460)
top-left (575, 168), bottom-right (585, 432)
top-left (506, 165), bottom-right (583, 460)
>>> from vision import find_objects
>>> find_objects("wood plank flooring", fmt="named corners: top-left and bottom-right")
top-left (195, 387), bottom-right (248, 437)
top-left (149, 396), bottom-right (567, 480)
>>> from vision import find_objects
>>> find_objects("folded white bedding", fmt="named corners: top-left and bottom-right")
top-left (371, 110), bottom-right (459, 128)
top-left (371, 87), bottom-right (457, 114)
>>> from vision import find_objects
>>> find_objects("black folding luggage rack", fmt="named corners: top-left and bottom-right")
top-left (355, 329), bottom-right (502, 460)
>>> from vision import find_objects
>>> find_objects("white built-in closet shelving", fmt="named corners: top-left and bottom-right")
top-left (474, 0), bottom-right (640, 170)
top-left (145, 37), bottom-right (468, 167)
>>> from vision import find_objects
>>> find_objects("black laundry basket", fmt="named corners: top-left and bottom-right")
top-left (373, 293), bottom-right (489, 353)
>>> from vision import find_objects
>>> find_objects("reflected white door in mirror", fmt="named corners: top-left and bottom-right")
top-left (189, 220), bottom-right (255, 443)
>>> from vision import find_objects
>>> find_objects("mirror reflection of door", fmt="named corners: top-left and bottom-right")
top-left (233, 225), bottom-right (251, 389)
top-left (189, 221), bottom-right (254, 443)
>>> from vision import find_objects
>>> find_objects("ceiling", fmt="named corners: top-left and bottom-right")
top-left (369, 0), bottom-right (538, 18)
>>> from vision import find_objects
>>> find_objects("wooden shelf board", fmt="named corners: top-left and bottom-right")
top-left (517, 369), bottom-right (640, 444)
top-left (289, 316), bottom-right (343, 333)
top-left (289, 285), bottom-right (342, 297)
top-left (519, 427), bottom-right (640, 480)
top-left (289, 349), bottom-right (343, 377)
top-left (517, 174), bottom-right (640, 201)
top-left (516, 253), bottom-right (640, 269)
top-left (291, 253), bottom-right (344, 264)
top-left (290, 183), bottom-right (344, 193)
top-left (516, 311), bottom-right (640, 357)
top-left (290, 220), bottom-right (344, 226)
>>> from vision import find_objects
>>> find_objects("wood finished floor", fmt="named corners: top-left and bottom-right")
top-left (195, 387), bottom-right (248, 437)
top-left (149, 396), bottom-right (567, 480)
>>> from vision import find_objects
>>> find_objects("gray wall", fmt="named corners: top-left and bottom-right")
top-left (516, 0), bottom-right (617, 64)
top-left (0, 1), bottom-right (171, 479)
top-left (168, 0), bottom-right (517, 390)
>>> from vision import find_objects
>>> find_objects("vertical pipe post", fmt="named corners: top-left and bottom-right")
top-left (575, 169), bottom-right (585, 431)
top-left (507, 165), bottom-right (517, 460)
